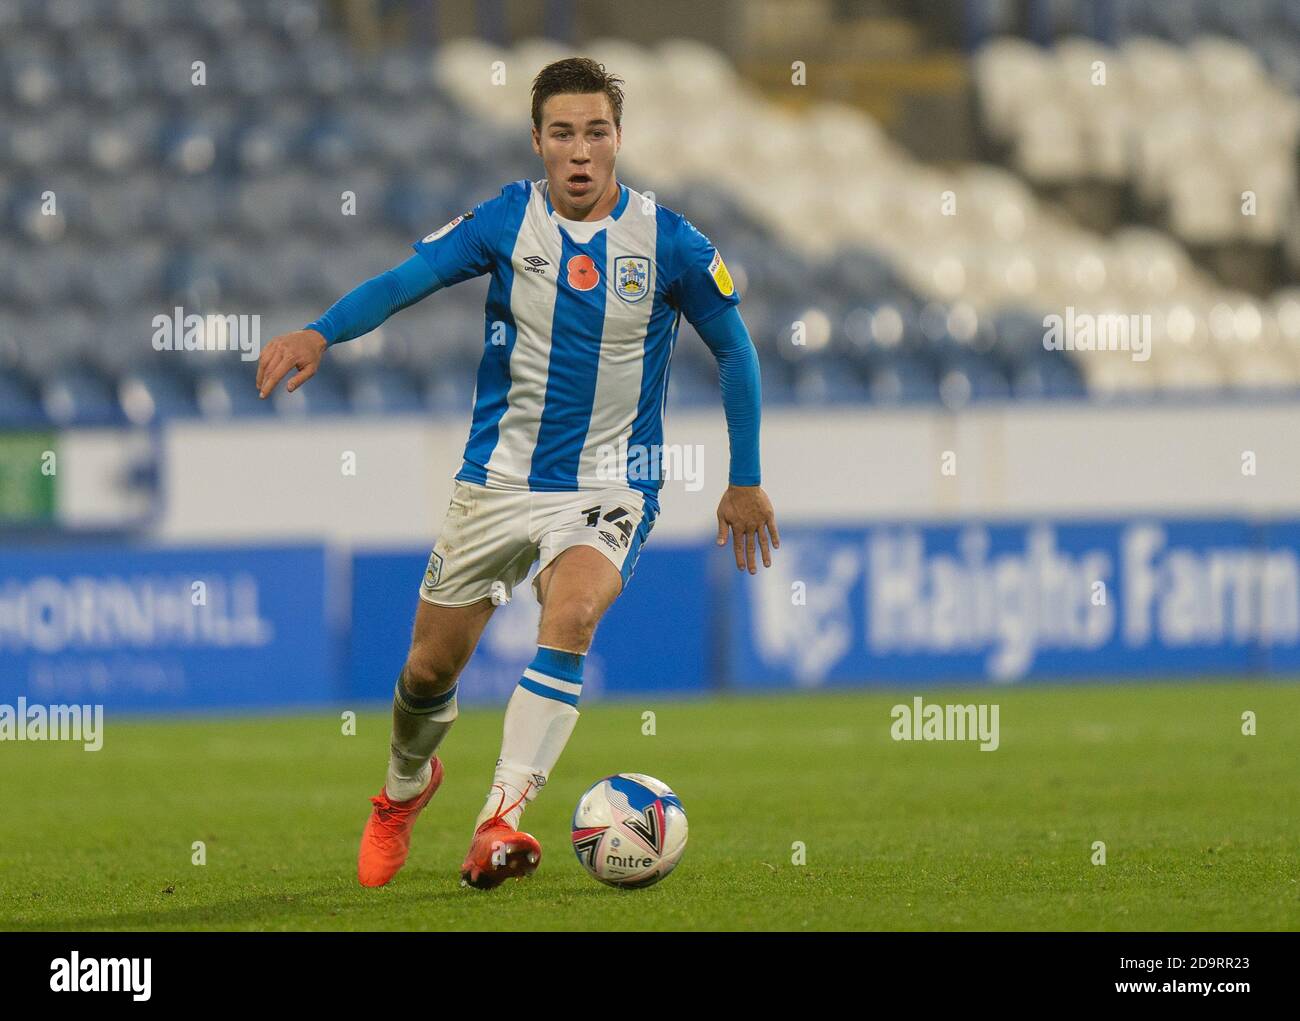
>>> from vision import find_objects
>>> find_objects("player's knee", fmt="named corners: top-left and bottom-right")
top-left (401, 649), bottom-right (461, 699)
top-left (544, 596), bottom-right (603, 651)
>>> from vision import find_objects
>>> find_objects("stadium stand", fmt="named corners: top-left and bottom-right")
top-left (1, 0), bottom-right (1297, 426)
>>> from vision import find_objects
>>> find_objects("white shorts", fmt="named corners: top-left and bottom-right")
top-left (418, 480), bottom-right (656, 607)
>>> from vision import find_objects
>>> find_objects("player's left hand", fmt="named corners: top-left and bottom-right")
top-left (715, 485), bottom-right (779, 574)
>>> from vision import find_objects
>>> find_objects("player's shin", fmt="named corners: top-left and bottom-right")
top-left (475, 646), bottom-right (585, 830)
top-left (386, 670), bottom-right (458, 802)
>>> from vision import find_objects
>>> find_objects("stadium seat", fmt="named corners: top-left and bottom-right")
top-left (348, 366), bottom-right (426, 415)
top-left (196, 367), bottom-right (276, 418)
top-left (0, 371), bottom-right (46, 426)
top-left (869, 356), bottom-right (940, 404)
top-left (1010, 354), bottom-right (1087, 399)
top-left (117, 368), bottom-right (200, 424)
top-left (41, 370), bottom-right (122, 426)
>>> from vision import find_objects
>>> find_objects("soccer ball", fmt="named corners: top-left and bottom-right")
top-left (571, 773), bottom-right (688, 888)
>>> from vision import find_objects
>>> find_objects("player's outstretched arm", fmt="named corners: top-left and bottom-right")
top-left (695, 304), bottom-right (778, 573)
top-left (256, 253), bottom-right (442, 399)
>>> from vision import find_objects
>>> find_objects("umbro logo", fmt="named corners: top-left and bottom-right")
top-left (522, 255), bottom-right (549, 275)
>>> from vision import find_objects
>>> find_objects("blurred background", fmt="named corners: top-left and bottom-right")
top-left (2, 0), bottom-right (1300, 711)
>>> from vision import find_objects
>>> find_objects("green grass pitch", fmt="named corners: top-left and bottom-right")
top-left (2, 682), bottom-right (1297, 931)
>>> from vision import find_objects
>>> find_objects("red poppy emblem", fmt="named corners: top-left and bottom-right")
top-left (567, 255), bottom-right (600, 291)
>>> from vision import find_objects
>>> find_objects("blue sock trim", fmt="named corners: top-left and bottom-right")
top-left (529, 646), bottom-right (585, 685)
top-left (519, 676), bottom-right (581, 706)
top-left (395, 675), bottom-right (457, 713)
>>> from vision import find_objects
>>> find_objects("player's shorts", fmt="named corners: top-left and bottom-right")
top-left (418, 480), bottom-right (657, 607)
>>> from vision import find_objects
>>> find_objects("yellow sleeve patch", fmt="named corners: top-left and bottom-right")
top-left (708, 250), bottom-right (735, 297)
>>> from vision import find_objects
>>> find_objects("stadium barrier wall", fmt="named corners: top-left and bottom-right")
top-left (145, 402), bottom-right (1300, 543)
top-left (2, 517), bottom-right (1299, 712)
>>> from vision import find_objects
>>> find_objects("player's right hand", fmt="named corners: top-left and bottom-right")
top-left (256, 329), bottom-right (327, 398)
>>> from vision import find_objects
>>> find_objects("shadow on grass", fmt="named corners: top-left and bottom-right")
top-left (20, 876), bottom-right (627, 931)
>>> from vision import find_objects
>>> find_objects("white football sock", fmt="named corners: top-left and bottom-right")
top-left (475, 647), bottom-right (584, 830)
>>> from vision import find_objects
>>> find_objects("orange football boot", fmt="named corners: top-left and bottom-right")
top-left (459, 784), bottom-right (542, 890)
top-left (357, 756), bottom-right (444, 888)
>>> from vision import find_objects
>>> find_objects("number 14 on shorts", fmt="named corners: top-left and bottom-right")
top-left (582, 505), bottom-right (633, 550)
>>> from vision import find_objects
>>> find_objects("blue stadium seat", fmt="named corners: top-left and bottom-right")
top-left (85, 243), bottom-right (165, 310)
top-left (223, 35), bottom-right (287, 100)
top-left (824, 244), bottom-right (900, 302)
top-left (295, 38), bottom-right (360, 98)
top-left (110, 0), bottom-right (180, 35)
top-left (303, 114), bottom-right (362, 173)
top-left (938, 358), bottom-right (1012, 407)
top-left (86, 176), bottom-right (160, 238)
top-left (117, 368), bottom-right (200, 424)
top-left (233, 174), bottom-right (311, 237)
top-left (231, 114), bottom-right (300, 176)
top-left (41, 371), bottom-right (122, 426)
top-left (268, 367), bottom-right (349, 416)
top-left (160, 177), bottom-right (229, 240)
top-left (258, 0), bottom-right (325, 45)
top-left (1258, 37), bottom-right (1300, 93)
top-left (160, 115), bottom-right (226, 175)
top-left (9, 248), bottom-right (74, 309)
top-left (44, 0), bottom-right (113, 32)
top-left (189, 0), bottom-right (251, 44)
top-left (147, 32), bottom-right (219, 100)
top-left (82, 107), bottom-right (158, 175)
top-left (1011, 353), bottom-right (1086, 399)
top-left (75, 36), bottom-right (141, 105)
top-left (868, 355), bottom-right (940, 404)
top-left (990, 307), bottom-right (1049, 366)
top-left (196, 366), bottom-right (277, 418)
top-left (0, 371), bottom-right (46, 426)
top-left (4, 37), bottom-right (61, 108)
top-left (1201, 0), bottom-right (1274, 39)
top-left (5, 113), bottom-right (73, 173)
top-left (7, 180), bottom-right (77, 242)
top-left (300, 169), bottom-right (390, 236)
top-left (837, 299), bottom-right (925, 367)
top-left (365, 46), bottom-right (439, 101)
top-left (423, 360), bottom-right (480, 415)
top-left (348, 366), bottom-right (428, 415)
top-left (794, 358), bottom-right (871, 404)
top-left (758, 357), bottom-right (795, 405)
top-left (666, 359), bottom-right (720, 407)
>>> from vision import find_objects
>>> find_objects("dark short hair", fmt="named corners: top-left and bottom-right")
top-left (531, 57), bottom-right (624, 129)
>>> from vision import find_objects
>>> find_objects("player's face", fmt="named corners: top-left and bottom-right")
top-left (532, 92), bottom-right (621, 218)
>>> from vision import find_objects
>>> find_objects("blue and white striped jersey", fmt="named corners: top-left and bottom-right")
top-left (411, 179), bottom-right (740, 508)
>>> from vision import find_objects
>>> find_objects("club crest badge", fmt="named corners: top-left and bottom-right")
top-left (422, 551), bottom-right (444, 589)
top-left (615, 256), bottom-right (650, 303)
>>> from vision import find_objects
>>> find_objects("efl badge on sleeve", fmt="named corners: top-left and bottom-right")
top-left (422, 210), bottom-right (474, 244)
top-left (707, 250), bottom-right (735, 297)
top-left (615, 256), bottom-right (650, 303)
